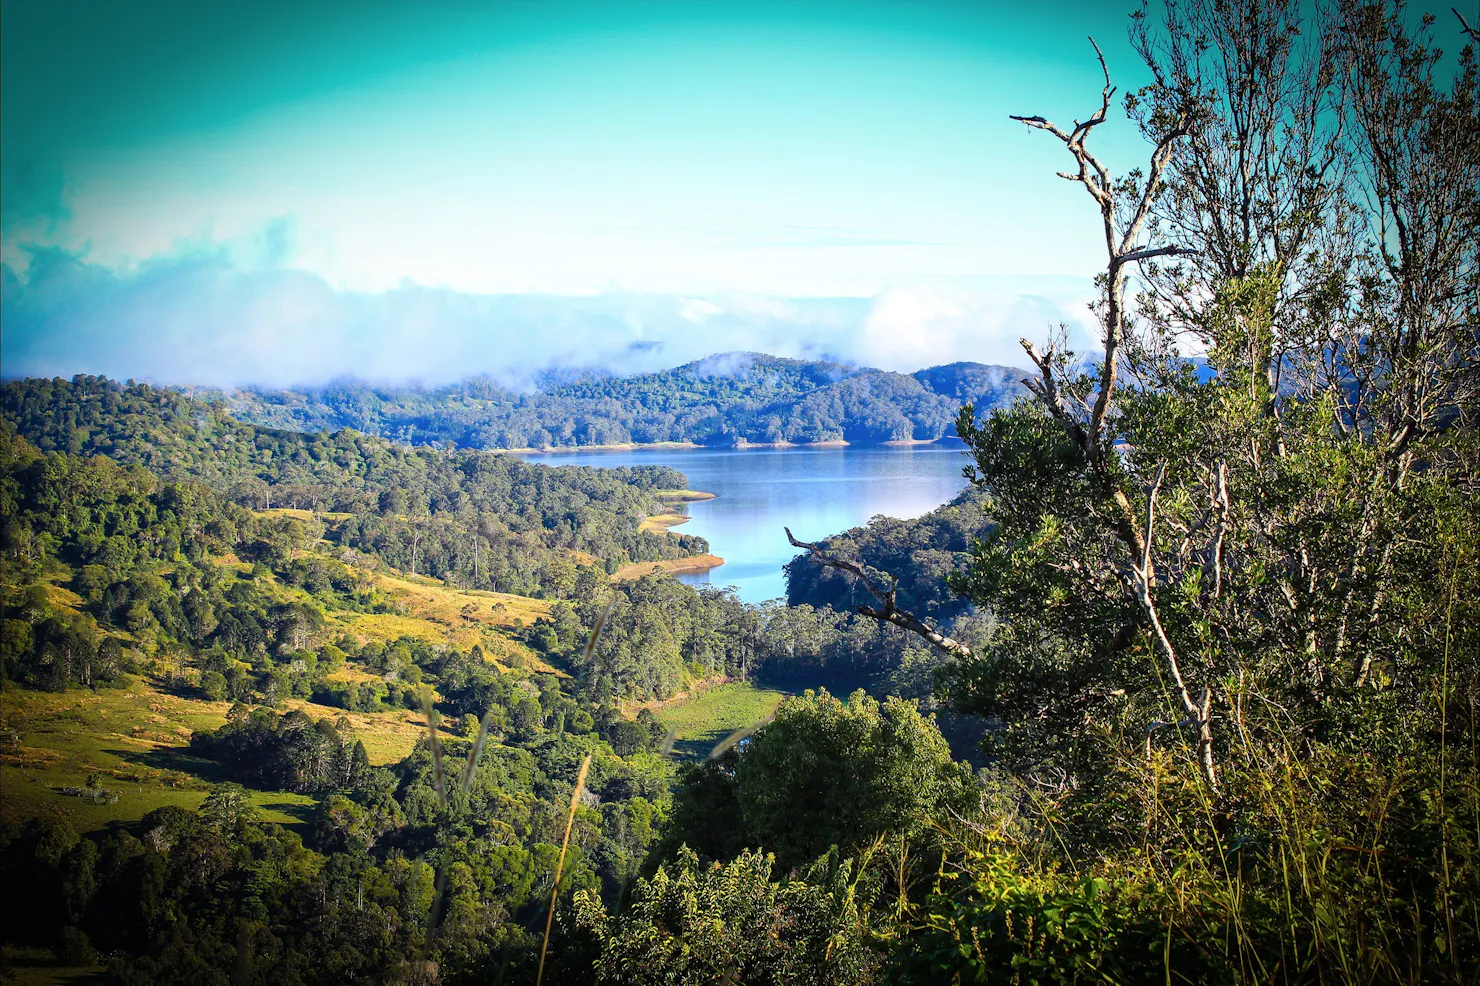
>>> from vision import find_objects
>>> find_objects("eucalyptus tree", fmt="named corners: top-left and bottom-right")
top-left (800, 0), bottom-right (1479, 795)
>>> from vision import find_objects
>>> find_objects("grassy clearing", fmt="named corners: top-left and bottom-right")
top-left (653, 489), bottom-right (716, 503)
top-left (338, 572), bottom-right (560, 672)
top-left (0, 946), bottom-right (102, 986)
top-left (255, 507), bottom-right (354, 522)
top-left (0, 677), bottom-right (427, 834)
top-left (281, 698), bottom-right (427, 766)
top-left (368, 571), bottom-right (551, 628)
top-left (650, 682), bottom-right (790, 760)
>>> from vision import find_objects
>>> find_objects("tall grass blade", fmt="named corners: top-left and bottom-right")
top-left (583, 601), bottom-right (614, 664)
top-left (460, 707), bottom-right (495, 793)
top-left (708, 722), bottom-right (759, 760)
top-left (420, 689), bottom-right (447, 808)
top-left (537, 751), bottom-right (591, 986)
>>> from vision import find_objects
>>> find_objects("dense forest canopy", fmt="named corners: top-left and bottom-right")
top-left (206, 353), bottom-right (1024, 449)
top-left (2, 375), bottom-right (706, 591)
top-left (0, 387), bottom-right (981, 982)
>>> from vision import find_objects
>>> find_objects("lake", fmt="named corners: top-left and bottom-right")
top-left (515, 442), bottom-right (974, 603)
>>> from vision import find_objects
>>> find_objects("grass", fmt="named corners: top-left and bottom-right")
top-left (0, 676), bottom-right (428, 834)
top-left (255, 507), bottom-right (354, 522)
top-left (1, 946), bottom-right (103, 986)
top-left (650, 682), bottom-right (791, 760)
top-left (611, 554), bottom-right (724, 582)
top-left (337, 571), bottom-right (562, 673)
top-left (284, 698), bottom-right (428, 766)
top-left (652, 489), bottom-right (717, 503)
top-left (370, 571), bottom-right (552, 627)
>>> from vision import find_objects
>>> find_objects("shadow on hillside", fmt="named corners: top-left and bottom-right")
top-left (254, 796), bottom-right (318, 828)
top-left (119, 745), bottom-right (233, 783)
top-left (671, 728), bottom-right (734, 762)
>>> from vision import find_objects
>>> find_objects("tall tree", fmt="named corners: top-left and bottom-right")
top-left (804, 0), bottom-right (1479, 795)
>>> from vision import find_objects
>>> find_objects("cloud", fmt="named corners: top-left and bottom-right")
top-left (0, 242), bottom-right (1096, 388)
top-left (690, 352), bottom-right (759, 379)
top-left (855, 285), bottom-right (1098, 370)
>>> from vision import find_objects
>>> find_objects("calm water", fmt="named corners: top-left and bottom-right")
top-left (515, 443), bottom-right (974, 603)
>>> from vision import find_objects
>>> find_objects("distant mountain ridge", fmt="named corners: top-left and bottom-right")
top-left (215, 352), bottom-right (1027, 451)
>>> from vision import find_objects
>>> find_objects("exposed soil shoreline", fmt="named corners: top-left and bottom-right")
top-left (611, 553), bottom-right (724, 581)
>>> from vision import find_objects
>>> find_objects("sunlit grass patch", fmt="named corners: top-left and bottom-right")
top-left (612, 554), bottom-right (724, 582)
top-left (255, 507), bottom-right (353, 522)
top-left (323, 661), bottom-right (388, 685)
top-left (0, 677), bottom-right (424, 832)
top-left (652, 489), bottom-right (716, 502)
top-left (282, 698), bottom-right (428, 766)
top-left (650, 682), bottom-right (790, 760)
top-left (369, 571), bottom-right (552, 627)
top-left (343, 572), bottom-right (556, 665)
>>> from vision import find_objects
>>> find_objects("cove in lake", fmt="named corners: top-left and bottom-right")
top-left (515, 442), bottom-right (974, 603)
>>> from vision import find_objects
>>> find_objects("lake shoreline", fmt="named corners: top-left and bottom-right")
top-left (532, 443), bottom-right (970, 603)
top-left (612, 553), bottom-right (725, 581)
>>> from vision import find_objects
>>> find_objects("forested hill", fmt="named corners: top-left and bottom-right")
top-left (211, 352), bottom-right (1025, 449)
top-left (785, 485), bottom-right (991, 622)
top-left (1, 374), bottom-right (705, 592)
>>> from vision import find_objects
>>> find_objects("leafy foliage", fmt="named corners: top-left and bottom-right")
top-left (566, 847), bottom-right (881, 986)
top-left (660, 690), bottom-right (976, 870)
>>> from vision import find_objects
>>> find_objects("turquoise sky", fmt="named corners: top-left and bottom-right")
top-left (2, 0), bottom-right (1158, 384)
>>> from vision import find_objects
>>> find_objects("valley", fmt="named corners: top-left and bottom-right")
top-left (0, 371), bottom-right (988, 983)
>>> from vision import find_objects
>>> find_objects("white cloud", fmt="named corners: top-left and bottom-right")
top-left (1, 239), bottom-right (1096, 388)
top-left (855, 284), bottom-right (1099, 371)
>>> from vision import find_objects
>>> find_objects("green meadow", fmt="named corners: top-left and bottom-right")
top-left (0, 677), bottom-right (426, 835)
top-left (652, 682), bottom-right (790, 760)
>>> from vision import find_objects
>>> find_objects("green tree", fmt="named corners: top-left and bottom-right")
top-left (664, 689), bottom-right (974, 869)
top-left (200, 783), bottom-right (253, 831)
top-left (566, 847), bottom-right (879, 986)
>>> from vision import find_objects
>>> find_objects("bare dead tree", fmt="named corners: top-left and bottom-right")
top-left (784, 38), bottom-right (1218, 788)
top-left (1009, 41), bottom-right (1219, 787)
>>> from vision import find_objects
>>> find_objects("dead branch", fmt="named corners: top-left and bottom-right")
top-left (1210, 460), bottom-right (1230, 598)
top-left (1456, 7), bottom-right (1480, 45)
top-left (1130, 463), bottom-right (1218, 789)
top-left (785, 527), bottom-right (974, 660)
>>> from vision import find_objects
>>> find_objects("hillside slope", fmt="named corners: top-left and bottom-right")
top-left (215, 352), bottom-right (1026, 450)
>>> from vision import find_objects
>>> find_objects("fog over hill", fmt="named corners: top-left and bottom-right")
top-left (212, 351), bottom-right (1027, 450)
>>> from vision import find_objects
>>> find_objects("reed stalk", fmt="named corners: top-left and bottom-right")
top-left (537, 751), bottom-right (592, 986)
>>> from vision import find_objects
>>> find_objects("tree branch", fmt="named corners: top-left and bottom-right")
top-left (1131, 462), bottom-right (1218, 789)
top-left (1456, 7), bottom-right (1480, 44)
top-left (1020, 339), bottom-right (1091, 456)
top-left (1114, 244), bottom-right (1197, 268)
top-left (785, 527), bottom-right (974, 661)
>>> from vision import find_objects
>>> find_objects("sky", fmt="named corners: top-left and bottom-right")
top-left (0, 0), bottom-right (1162, 387)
